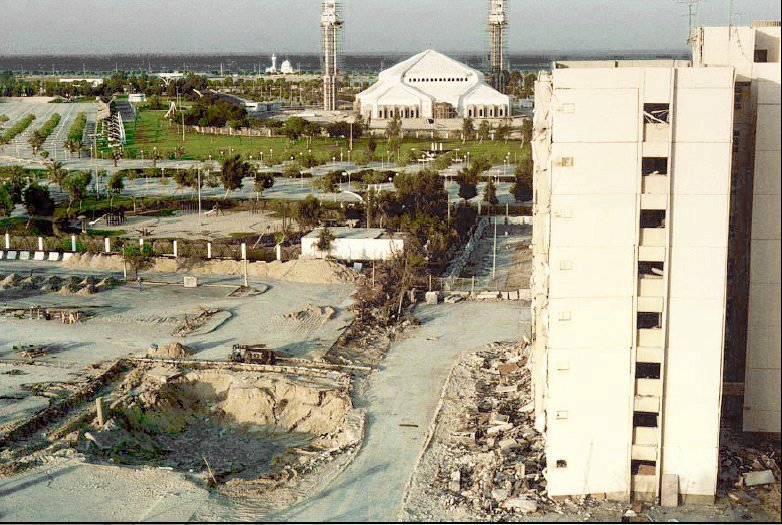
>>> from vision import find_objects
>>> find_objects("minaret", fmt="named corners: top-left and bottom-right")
top-left (488, 0), bottom-right (508, 92)
top-left (271, 53), bottom-right (278, 73)
top-left (321, 0), bottom-right (343, 111)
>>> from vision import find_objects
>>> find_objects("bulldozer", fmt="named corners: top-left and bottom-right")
top-left (229, 344), bottom-right (276, 365)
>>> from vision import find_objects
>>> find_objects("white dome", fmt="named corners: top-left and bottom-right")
top-left (280, 60), bottom-right (294, 74)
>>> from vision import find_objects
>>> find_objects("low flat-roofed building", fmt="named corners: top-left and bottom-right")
top-left (302, 228), bottom-right (404, 261)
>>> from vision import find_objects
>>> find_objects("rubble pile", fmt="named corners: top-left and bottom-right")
top-left (720, 433), bottom-right (781, 520)
top-left (415, 341), bottom-right (549, 520)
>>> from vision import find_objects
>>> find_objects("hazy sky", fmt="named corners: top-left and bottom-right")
top-left (0, 0), bottom-right (779, 55)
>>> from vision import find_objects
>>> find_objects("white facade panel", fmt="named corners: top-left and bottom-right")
top-left (643, 68), bottom-right (674, 103)
top-left (672, 88), bottom-right (735, 143)
top-left (669, 194), bottom-right (729, 248)
top-left (549, 194), bottom-right (637, 247)
top-left (670, 143), bottom-right (732, 195)
top-left (549, 246), bottom-right (636, 298)
top-left (750, 239), bottom-right (782, 284)
top-left (547, 298), bottom-right (633, 349)
top-left (750, 194), bottom-right (782, 240)
top-left (551, 143), bottom-right (639, 195)
top-left (545, 347), bottom-right (632, 497)
top-left (552, 88), bottom-right (639, 143)
top-left (752, 150), bottom-right (781, 195)
top-left (668, 246), bottom-right (729, 299)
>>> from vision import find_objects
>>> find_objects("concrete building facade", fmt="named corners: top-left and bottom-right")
top-left (691, 22), bottom-right (781, 434)
top-left (531, 61), bottom-right (736, 502)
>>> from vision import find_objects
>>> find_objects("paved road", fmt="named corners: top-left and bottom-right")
top-left (267, 300), bottom-right (529, 522)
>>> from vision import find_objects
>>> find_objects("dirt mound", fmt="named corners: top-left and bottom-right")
top-left (63, 253), bottom-right (356, 284)
top-left (79, 276), bottom-right (99, 287)
top-left (147, 342), bottom-right (195, 359)
top-left (95, 277), bottom-right (119, 291)
top-left (77, 284), bottom-right (97, 296)
top-left (18, 276), bottom-right (43, 290)
top-left (0, 273), bottom-right (22, 288)
top-left (58, 281), bottom-right (82, 294)
top-left (44, 275), bottom-right (63, 286)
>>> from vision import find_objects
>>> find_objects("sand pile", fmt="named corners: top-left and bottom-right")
top-left (77, 284), bottom-right (96, 296)
top-left (62, 253), bottom-right (356, 285)
top-left (95, 277), bottom-right (119, 291)
top-left (17, 276), bottom-right (42, 290)
top-left (147, 342), bottom-right (195, 359)
top-left (0, 273), bottom-right (22, 289)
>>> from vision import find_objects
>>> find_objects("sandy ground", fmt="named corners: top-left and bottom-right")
top-left (96, 209), bottom-right (284, 240)
top-left (0, 260), bottom-right (354, 430)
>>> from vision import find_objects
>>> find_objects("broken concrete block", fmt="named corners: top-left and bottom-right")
top-left (502, 496), bottom-right (538, 513)
top-left (487, 423), bottom-right (514, 435)
top-left (425, 291), bottom-right (439, 305)
top-left (496, 384), bottom-right (518, 394)
top-left (661, 474), bottom-right (679, 507)
top-left (498, 362), bottom-right (519, 375)
top-left (744, 470), bottom-right (774, 487)
top-left (492, 488), bottom-right (510, 501)
top-left (449, 469), bottom-right (461, 492)
top-left (489, 412), bottom-right (510, 425)
top-left (499, 438), bottom-right (519, 451)
top-left (444, 294), bottom-right (465, 304)
top-left (637, 464), bottom-right (656, 476)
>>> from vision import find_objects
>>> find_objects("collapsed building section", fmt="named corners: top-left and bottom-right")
top-left (531, 61), bottom-right (737, 502)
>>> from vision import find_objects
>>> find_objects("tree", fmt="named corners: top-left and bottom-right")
top-left (0, 183), bottom-right (15, 217)
top-left (122, 243), bottom-right (155, 279)
top-left (367, 134), bottom-right (377, 156)
top-left (282, 117), bottom-right (307, 140)
top-left (283, 162), bottom-right (302, 179)
top-left (62, 171), bottom-right (92, 213)
top-left (254, 173), bottom-right (274, 200)
top-left (107, 172), bottom-right (125, 207)
top-left (316, 227), bottom-right (336, 253)
top-left (46, 160), bottom-right (68, 190)
top-left (462, 116), bottom-right (475, 142)
top-left (478, 120), bottom-right (491, 142)
top-left (483, 178), bottom-right (498, 205)
top-left (496, 120), bottom-right (512, 142)
top-left (511, 156), bottom-right (533, 202)
top-left (520, 118), bottom-right (533, 146)
top-left (22, 183), bottom-right (54, 227)
top-left (386, 113), bottom-right (402, 152)
top-left (220, 154), bottom-right (253, 198)
top-left (295, 195), bottom-right (322, 230)
top-left (456, 168), bottom-right (478, 200)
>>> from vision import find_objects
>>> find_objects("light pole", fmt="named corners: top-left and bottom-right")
top-left (197, 166), bottom-right (203, 227)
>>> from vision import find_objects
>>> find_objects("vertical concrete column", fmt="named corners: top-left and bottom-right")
top-left (38, 237), bottom-right (44, 251)
top-left (276, 244), bottom-right (282, 261)
top-left (104, 238), bottom-right (111, 253)
top-left (95, 397), bottom-right (105, 426)
top-left (241, 242), bottom-right (247, 261)
top-left (71, 235), bottom-right (77, 252)
top-left (207, 242), bottom-right (212, 259)
top-left (173, 240), bottom-right (178, 259)
top-left (139, 238), bottom-right (144, 247)
top-left (4, 232), bottom-right (9, 250)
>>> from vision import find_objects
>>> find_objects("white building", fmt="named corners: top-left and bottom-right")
top-left (355, 49), bottom-right (511, 120)
top-left (531, 61), bottom-right (736, 502)
top-left (280, 59), bottom-right (294, 75)
top-left (691, 22), bottom-right (781, 434)
top-left (302, 228), bottom-right (404, 261)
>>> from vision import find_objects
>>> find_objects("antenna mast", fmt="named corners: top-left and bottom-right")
top-left (677, 0), bottom-right (702, 45)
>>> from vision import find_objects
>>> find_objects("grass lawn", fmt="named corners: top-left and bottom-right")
top-left (118, 110), bottom-right (530, 166)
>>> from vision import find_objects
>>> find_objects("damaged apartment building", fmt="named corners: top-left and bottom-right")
top-left (530, 22), bottom-right (780, 504)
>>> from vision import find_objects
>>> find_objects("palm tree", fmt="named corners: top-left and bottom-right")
top-left (46, 161), bottom-right (68, 190)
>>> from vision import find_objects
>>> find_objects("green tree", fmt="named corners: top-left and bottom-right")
top-left (367, 134), bottom-right (378, 156)
top-left (0, 182), bottom-right (15, 216)
top-left (122, 243), bottom-right (155, 279)
top-left (220, 154), bottom-right (253, 198)
top-left (254, 173), bottom-right (275, 200)
top-left (511, 156), bottom-right (533, 202)
top-left (283, 162), bottom-right (302, 179)
top-left (483, 178), bottom-right (498, 205)
top-left (108, 172), bottom-right (125, 207)
top-left (462, 116), bottom-right (475, 142)
top-left (22, 183), bottom-right (54, 227)
top-left (46, 160), bottom-right (68, 190)
top-left (520, 118), bottom-right (533, 145)
top-left (386, 113), bottom-right (402, 152)
top-left (282, 117), bottom-right (307, 140)
top-left (295, 195), bottom-right (322, 230)
top-left (456, 168), bottom-right (478, 200)
top-left (478, 120), bottom-right (491, 142)
top-left (316, 227), bottom-right (336, 252)
top-left (62, 171), bottom-right (92, 213)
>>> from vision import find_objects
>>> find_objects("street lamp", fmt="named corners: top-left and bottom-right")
top-left (343, 171), bottom-right (350, 192)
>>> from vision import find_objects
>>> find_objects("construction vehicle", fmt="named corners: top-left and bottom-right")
top-left (229, 344), bottom-right (276, 365)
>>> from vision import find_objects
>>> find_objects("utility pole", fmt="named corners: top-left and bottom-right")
top-left (197, 167), bottom-right (203, 227)
top-left (492, 217), bottom-right (498, 281)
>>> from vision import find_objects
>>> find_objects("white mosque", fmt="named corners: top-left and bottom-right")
top-left (265, 54), bottom-right (295, 75)
top-left (354, 49), bottom-right (511, 120)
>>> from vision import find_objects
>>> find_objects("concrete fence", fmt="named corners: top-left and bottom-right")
top-left (0, 234), bottom-right (294, 264)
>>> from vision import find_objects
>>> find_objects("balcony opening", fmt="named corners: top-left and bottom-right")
top-left (754, 49), bottom-right (769, 63)
top-left (644, 103), bottom-right (670, 124)
top-left (633, 412), bottom-right (658, 428)
top-left (642, 157), bottom-right (668, 175)
top-left (632, 459), bottom-right (657, 476)
top-left (638, 312), bottom-right (662, 329)
top-left (636, 362), bottom-right (661, 379)
top-left (640, 209), bottom-right (666, 229)
top-left (638, 261), bottom-right (664, 277)
top-left (556, 460), bottom-right (568, 468)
